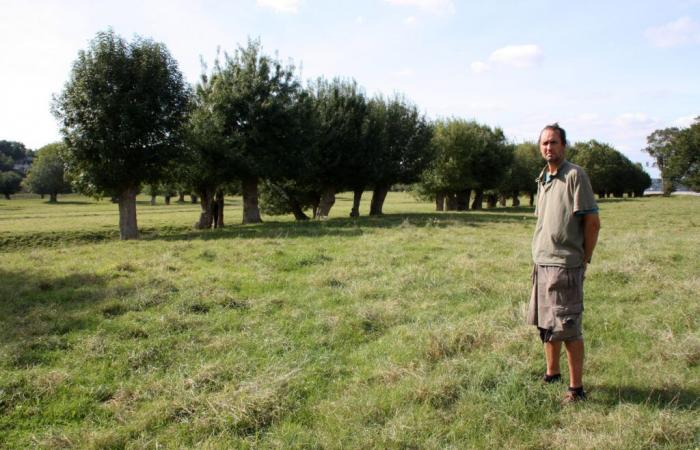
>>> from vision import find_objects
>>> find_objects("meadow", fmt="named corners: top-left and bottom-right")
top-left (0, 192), bottom-right (698, 449)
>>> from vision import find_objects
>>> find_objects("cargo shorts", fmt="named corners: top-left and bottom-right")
top-left (527, 265), bottom-right (585, 342)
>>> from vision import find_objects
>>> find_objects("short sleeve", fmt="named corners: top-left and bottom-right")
top-left (573, 169), bottom-right (598, 214)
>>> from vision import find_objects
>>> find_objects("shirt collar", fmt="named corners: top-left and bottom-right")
top-left (536, 160), bottom-right (569, 184)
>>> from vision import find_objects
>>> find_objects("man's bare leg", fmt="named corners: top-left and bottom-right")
top-left (564, 339), bottom-right (584, 388)
top-left (544, 341), bottom-right (562, 376)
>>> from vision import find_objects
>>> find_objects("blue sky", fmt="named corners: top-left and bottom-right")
top-left (2, 0), bottom-right (699, 177)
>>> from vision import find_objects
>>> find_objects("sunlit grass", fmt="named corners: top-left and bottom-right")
top-left (1, 193), bottom-right (698, 448)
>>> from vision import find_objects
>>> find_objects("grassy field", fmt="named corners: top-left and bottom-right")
top-left (0, 192), bottom-right (698, 449)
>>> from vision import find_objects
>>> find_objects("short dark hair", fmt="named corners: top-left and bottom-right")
top-left (539, 123), bottom-right (567, 146)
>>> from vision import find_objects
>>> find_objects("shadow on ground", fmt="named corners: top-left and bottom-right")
top-left (591, 384), bottom-right (699, 410)
top-left (1, 209), bottom-right (536, 250)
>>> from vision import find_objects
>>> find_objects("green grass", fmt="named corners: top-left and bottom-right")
top-left (1, 193), bottom-right (698, 449)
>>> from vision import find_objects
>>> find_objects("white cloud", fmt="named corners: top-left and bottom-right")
top-left (645, 16), bottom-right (700, 48)
top-left (488, 44), bottom-right (543, 68)
top-left (672, 114), bottom-right (700, 127)
top-left (404, 16), bottom-right (417, 25)
top-left (256, 0), bottom-right (300, 14)
top-left (614, 112), bottom-right (655, 126)
top-left (356, 16), bottom-right (366, 24)
top-left (393, 68), bottom-right (415, 77)
top-left (383, 0), bottom-right (456, 15)
top-left (470, 61), bottom-right (490, 73)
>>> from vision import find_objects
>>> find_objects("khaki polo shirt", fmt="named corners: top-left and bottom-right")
top-left (532, 160), bottom-right (598, 268)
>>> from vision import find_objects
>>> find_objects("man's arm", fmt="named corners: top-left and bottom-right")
top-left (582, 213), bottom-right (600, 266)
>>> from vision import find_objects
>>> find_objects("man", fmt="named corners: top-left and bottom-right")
top-left (527, 123), bottom-right (601, 404)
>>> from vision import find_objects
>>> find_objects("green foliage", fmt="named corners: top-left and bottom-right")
top-left (498, 142), bottom-right (541, 196)
top-left (306, 77), bottom-right (369, 189)
top-left (24, 142), bottom-right (72, 200)
top-left (669, 117), bottom-right (700, 191)
top-left (420, 119), bottom-right (512, 195)
top-left (0, 170), bottom-right (22, 198)
top-left (572, 140), bottom-right (651, 197)
top-left (367, 95), bottom-right (434, 187)
top-left (52, 29), bottom-right (190, 197)
top-left (0, 140), bottom-right (31, 172)
top-left (206, 39), bottom-right (304, 180)
top-left (644, 126), bottom-right (682, 195)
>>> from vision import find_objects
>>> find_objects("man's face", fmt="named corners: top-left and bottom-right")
top-left (539, 129), bottom-right (566, 166)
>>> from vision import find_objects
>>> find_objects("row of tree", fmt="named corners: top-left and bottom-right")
top-left (35, 29), bottom-right (654, 239)
top-left (644, 118), bottom-right (700, 195)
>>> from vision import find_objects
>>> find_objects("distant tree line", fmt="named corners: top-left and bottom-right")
top-left (30, 29), bottom-right (655, 239)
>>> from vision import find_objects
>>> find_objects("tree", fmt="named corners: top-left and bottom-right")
top-left (0, 171), bottom-right (22, 199)
top-left (204, 39), bottom-right (303, 224)
top-left (305, 78), bottom-right (368, 218)
top-left (24, 142), bottom-right (72, 202)
top-left (0, 141), bottom-right (31, 172)
top-left (419, 119), bottom-right (512, 211)
top-left (572, 140), bottom-right (651, 198)
top-left (669, 117), bottom-right (700, 191)
top-left (52, 29), bottom-right (190, 239)
top-left (366, 95), bottom-right (433, 216)
top-left (644, 127), bottom-right (681, 196)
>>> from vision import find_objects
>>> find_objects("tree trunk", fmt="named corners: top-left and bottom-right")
top-left (445, 192), bottom-right (458, 210)
top-left (195, 188), bottom-right (214, 229)
top-left (118, 186), bottom-right (139, 240)
top-left (150, 195), bottom-right (156, 206)
top-left (486, 193), bottom-right (497, 208)
top-left (471, 189), bottom-right (484, 210)
top-left (350, 187), bottom-right (364, 218)
top-left (191, 194), bottom-right (198, 204)
top-left (529, 191), bottom-right (535, 206)
top-left (498, 194), bottom-right (507, 207)
top-left (435, 192), bottom-right (445, 211)
top-left (662, 177), bottom-right (673, 196)
top-left (316, 185), bottom-right (336, 219)
top-left (177, 192), bottom-right (185, 203)
top-left (164, 195), bottom-right (171, 205)
top-left (40, 193), bottom-right (45, 199)
top-left (214, 189), bottom-right (224, 228)
top-left (49, 192), bottom-right (58, 203)
top-left (242, 176), bottom-right (262, 224)
top-left (289, 195), bottom-right (309, 221)
top-left (456, 189), bottom-right (471, 211)
top-left (4, 193), bottom-right (10, 199)
top-left (370, 184), bottom-right (389, 216)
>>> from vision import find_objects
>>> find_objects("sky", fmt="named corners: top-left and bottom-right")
top-left (2, 0), bottom-right (700, 177)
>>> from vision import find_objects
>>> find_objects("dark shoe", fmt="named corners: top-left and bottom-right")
top-left (543, 373), bottom-right (561, 383)
top-left (561, 388), bottom-right (586, 405)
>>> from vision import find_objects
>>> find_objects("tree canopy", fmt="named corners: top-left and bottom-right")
top-left (52, 29), bottom-right (190, 238)
top-left (24, 142), bottom-right (72, 202)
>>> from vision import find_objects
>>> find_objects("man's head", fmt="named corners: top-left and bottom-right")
top-left (539, 123), bottom-right (567, 168)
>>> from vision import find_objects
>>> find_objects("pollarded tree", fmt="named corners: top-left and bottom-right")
top-left (206, 39), bottom-right (303, 224)
top-left (367, 95), bottom-right (433, 216)
top-left (0, 141), bottom-right (31, 172)
top-left (52, 29), bottom-right (190, 239)
top-left (643, 127), bottom-right (680, 196)
top-left (670, 117), bottom-right (700, 191)
top-left (306, 77), bottom-right (368, 218)
top-left (0, 171), bottom-right (22, 199)
top-left (24, 142), bottom-right (72, 202)
top-left (420, 119), bottom-right (512, 211)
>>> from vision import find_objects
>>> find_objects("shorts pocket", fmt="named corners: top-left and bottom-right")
top-left (552, 303), bottom-right (583, 338)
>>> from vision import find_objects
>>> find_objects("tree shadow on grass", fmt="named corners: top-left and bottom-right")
top-left (151, 210), bottom-right (537, 243)
top-left (1, 210), bottom-right (536, 250)
top-left (0, 269), bottom-right (125, 366)
top-left (590, 384), bottom-right (699, 411)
